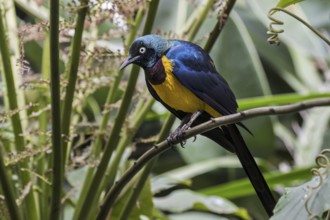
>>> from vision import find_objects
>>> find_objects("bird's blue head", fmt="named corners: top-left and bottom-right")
top-left (119, 35), bottom-right (171, 71)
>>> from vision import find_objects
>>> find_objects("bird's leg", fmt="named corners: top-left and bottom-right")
top-left (167, 115), bottom-right (191, 147)
top-left (167, 110), bottom-right (203, 147)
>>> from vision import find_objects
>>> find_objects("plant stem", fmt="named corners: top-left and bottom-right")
top-left (187, 0), bottom-right (215, 42)
top-left (74, 1), bottom-right (160, 219)
top-left (96, 114), bottom-right (176, 219)
top-left (6, 0), bottom-right (29, 129)
top-left (49, 0), bottom-right (62, 218)
top-left (204, 0), bottom-right (236, 52)
top-left (103, 97), bottom-right (154, 191)
top-left (71, 72), bottom-right (124, 220)
top-left (119, 158), bottom-right (156, 220)
top-left (125, 8), bottom-right (144, 51)
top-left (90, 8), bottom-right (144, 156)
top-left (0, 6), bottom-right (38, 220)
top-left (38, 34), bottom-right (51, 219)
top-left (117, 114), bottom-right (175, 220)
top-left (61, 0), bottom-right (89, 167)
top-left (141, 0), bottom-right (159, 36)
top-left (78, 64), bottom-right (141, 220)
top-left (87, 97), bottom-right (155, 218)
top-left (0, 148), bottom-right (23, 220)
top-left (72, 7), bottom-right (145, 220)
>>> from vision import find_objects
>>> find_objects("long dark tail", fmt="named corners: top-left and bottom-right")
top-left (192, 112), bottom-right (275, 215)
top-left (225, 124), bottom-right (276, 217)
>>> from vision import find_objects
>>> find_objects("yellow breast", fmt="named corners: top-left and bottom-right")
top-left (150, 56), bottom-right (220, 118)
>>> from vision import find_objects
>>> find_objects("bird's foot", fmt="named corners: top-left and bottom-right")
top-left (167, 110), bottom-right (203, 147)
top-left (167, 123), bottom-right (190, 147)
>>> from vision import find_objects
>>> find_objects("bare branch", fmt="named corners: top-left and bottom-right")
top-left (187, 97), bottom-right (330, 137)
top-left (98, 97), bottom-right (330, 218)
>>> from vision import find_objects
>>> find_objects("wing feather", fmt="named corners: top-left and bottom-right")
top-left (166, 40), bottom-right (238, 116)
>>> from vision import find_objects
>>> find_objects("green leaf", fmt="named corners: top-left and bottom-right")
top-left (177, 136), bottom-right (225, 164)
top-left (276, 0), bottom-right (305, 8)
top-left (271, 167), bottom-right (330, 220)
top-left (111, 174), bottom-right (154, 220)
top-left (153, 189), bottom-right (250, 219)
top-left (152, 156), bottom-right (243, 194)
top-left (238, 93), bottom-right (330, 110)
top-left (288, 47), bottom-right (322, 91)
top-left (295, 108), bottom-right (330, 166)
top-left (200, 167), bottom-right (313, 199)
top-left (64, 167), bottom-right (88, 219)
top-left (66, 167), bottom-right (88, 200)
top-left (168, 211), bottom-right (228, 220)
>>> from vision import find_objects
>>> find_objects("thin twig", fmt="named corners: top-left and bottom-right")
top-left (97, 97), bottom-right (330, 217)
top-left (190, 97), bottom-right (330, 136)
top-left (204, 0), bottom-right (236, 52)
top-left (187, 0), bottom-right (214, 42)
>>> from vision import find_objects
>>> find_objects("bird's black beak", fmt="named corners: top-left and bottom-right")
top-left (118, 55), bottom-right (140, 72)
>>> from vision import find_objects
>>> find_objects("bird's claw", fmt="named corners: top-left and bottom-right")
top-left (167, 125), bottom-right (189, 147)
top-left (166, 134), bottom-right (175, 147)
top-left (167, 111), bottom-right (203, 147)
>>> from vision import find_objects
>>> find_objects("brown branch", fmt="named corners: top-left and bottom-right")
top-left (188, 97), bottom-right (330, 136)
top-left (204, 0), bottom-right (236, 52)
top-left (97, 97), bottom-right (330, 218)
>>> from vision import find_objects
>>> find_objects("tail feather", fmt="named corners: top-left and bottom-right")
top-left (187, 111), bottom-right (275, 215)
top-left (225, 124), bottom-right (275, 216)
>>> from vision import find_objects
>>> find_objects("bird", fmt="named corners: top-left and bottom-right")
top-left (119, 34), bottom-right (276, 216)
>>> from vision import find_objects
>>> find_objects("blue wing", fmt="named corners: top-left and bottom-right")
top-left (167, 40), bottom-right (238, 116)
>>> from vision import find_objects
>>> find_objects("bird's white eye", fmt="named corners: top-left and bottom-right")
top-left (139, 46), bottom-right (146, 54)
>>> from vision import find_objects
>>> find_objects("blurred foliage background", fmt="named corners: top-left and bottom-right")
top-left (0, 0), bottom-right (329, 219)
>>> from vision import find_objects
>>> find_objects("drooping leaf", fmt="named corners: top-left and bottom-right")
top-left (64, 167), bottom-right (88, 219)
top-left (295, 108), bottom-right (330, 166)
top-left (271, 166), bottom-right (330, 220)
top-left (153, 189), bottom-right (250, 219)
top-left (177, 134), bottom-right (225, 164)
top-left (200, 167), bottom-right (312, 199)
top-left (152, 156), bottom-right (243, 194)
